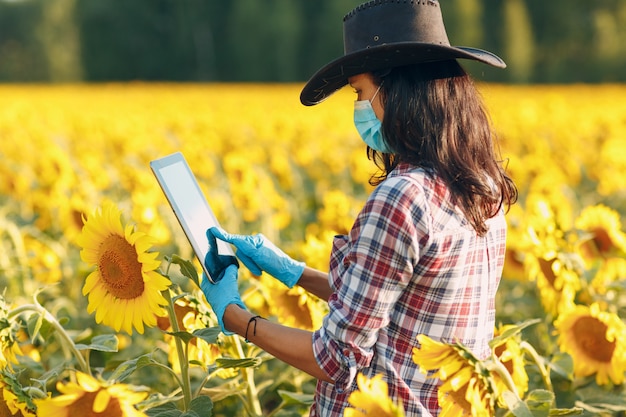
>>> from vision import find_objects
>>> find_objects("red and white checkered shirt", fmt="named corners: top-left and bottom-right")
top-left (310, 164), bottom-right (507, 416)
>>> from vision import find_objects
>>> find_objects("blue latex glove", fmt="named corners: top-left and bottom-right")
top-left (210, 226), bottom-right (305, 289)
top-left (203, 229), bottom-right (239, 283)
top-left (201, 230), bottom-right (245, 335)
top-left (201, 266), bottom-right (245, 335)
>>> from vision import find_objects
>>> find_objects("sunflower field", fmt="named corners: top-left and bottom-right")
top-left (1, 82), bottom-right (626, 416)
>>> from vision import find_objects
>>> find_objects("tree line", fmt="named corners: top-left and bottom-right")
top-left (0, 0), bottom-right (625, 84)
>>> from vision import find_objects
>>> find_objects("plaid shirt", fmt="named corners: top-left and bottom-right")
top-left (310, 164), bottom-right (507, 416)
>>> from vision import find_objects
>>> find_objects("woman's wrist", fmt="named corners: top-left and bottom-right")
top-left (223, 304), bottom-right (252, 336)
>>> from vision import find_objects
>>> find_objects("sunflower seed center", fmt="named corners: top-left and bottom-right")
top-left (98, 234), bottom-right (145, 299)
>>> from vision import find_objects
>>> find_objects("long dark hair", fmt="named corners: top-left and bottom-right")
top-left (370, 60), bottom-right (517, 236)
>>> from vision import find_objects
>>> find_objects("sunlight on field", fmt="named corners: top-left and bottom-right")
top-left (1, 82), bottom-right (626, 415)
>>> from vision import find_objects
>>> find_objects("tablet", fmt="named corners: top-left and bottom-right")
top-left (150, 152), bottom-right (235, 283)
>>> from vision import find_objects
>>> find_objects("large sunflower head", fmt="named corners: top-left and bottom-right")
top-left (413, 335), bottom-right (496, 416)
top-left (554, 303), bottom-right (626, 385)
top-left (34, 372), bottom-right (148, 417)
top-left (76, 202), bottom-right (171, 334)
top-left (344, 373), bottom-right (404, 417)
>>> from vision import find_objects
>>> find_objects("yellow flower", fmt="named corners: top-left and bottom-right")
top-left (524, 254), bottom-right (579, 317)
top-left (76, 203), bottom-right (170, 334)
top-left (492, 325), bottom-right (529, 399)
top-left (0, 295), bottom-right (23, 369)
top-left (34, 372), bottom-right (148, 417)
top-left (575, 204), bottom-right (626, 261)
top-left (0, 370), bottom-right (36, 417)
top-left (412, 335), bottom-right (464, 379)
top-left (437, 366), bottom-right (493, 417)
top-left (23, 236), bottom-right (63, 285)
top-left (246, 273), bottom-right (327, 331)
top-left (575, 204), bottom-right (626, 294)
top-left (413, 335), bottom-right (496, 417)
top-left (554, 303), bottom-right (626, 385)
top-left (344, 374), bottom-right (404, 417)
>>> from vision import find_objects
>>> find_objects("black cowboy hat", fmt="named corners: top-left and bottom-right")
top-left (300, 0), bottom-right (506, 106)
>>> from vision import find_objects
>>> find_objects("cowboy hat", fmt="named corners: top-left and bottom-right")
top-left (300, 0), bottom-right (506, 106)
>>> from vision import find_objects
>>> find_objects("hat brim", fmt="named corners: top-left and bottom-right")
top-left (300, 42), bottom-right (506, 106)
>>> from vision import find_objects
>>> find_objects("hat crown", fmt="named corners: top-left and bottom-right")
top-left (343, 0), bottom-right (450, 54)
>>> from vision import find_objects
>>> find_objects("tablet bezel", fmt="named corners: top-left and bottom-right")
top-left (150, 152), bottom-right (234, 283)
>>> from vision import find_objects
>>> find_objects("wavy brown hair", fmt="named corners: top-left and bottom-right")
top-left (370, 60), bottom-right (517, 236)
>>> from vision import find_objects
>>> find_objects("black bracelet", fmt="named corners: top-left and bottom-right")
top-left (244, 315), bottom-right (265, 343)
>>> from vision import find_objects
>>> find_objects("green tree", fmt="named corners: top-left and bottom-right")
top-left (503, 0), bottom-right (535, 83)
top-left (37, 0), bottom-right (83, 81)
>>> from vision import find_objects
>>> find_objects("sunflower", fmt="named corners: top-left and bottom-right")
top-left (77, 203), bottom-right (170, 334)
top-left (502, 204), bottom-right (531, 282)
top-left (248, 274), bottom-right (327, 331)
top-left (554, 303), bottom-right (626, 385)
top-left (0, 294), bottom-right (23, 369)
top-left (413, 335), bottom-right (496, 417)
top-left (524, 253), bottom-right (579, 317)
top-left (575, 204), bottom-right (626, 261)
top-left (574, 205), bottom-right (626, 294)
top-left (344, 373), bottom-right (404, 417)
top-left (492, 325), bottom-right (529, 399)
top-left (0, 369), bottom-right (36, 417)
top-left (34, 372), bottom-right (148, 417)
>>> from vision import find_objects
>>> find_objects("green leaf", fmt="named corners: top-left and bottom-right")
top-left (549, 353), bottom-right (574, 380)
top-left (145, 402), bottom-right (182, 417)
top-left (489, 318), bottom-right (541, 348)
top-left (167, 331), bottom-right (196, 344)
top-left (216, 357), bottom-right (262, 369)
top-left (27, 312), bottom-right (54, 341)
top-left (575, 383), bottom-right (626, 413)
top-left (170, 255), bottom-right (200, 287)
top-left (277, 390), bottom-right (314, 406)
top-left (180, 412), bottom-right (200, 417)
top-left (547, 408), bottom-right (583, 415)
top-left (502, 391), bottom-right (535, 417)
top-left (192, 327), bottom-right (221, 345)
top-left (139, 394), bottom-right (185, 412)
top-left (145, 406), bottom-right (183, 417)
top-left (188, 395), bottom-right (213, 417)
top-left (108, 354), bottom-right (155, 383)
top-left (75, 334), bottom-right (119, 352)
top-left (525, 389), bottom-right (553, 417)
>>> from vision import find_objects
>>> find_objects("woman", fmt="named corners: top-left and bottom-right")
top-left (201, 1), bottom-right (517, 415)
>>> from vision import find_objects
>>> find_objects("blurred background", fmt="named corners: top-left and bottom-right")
top-left (1, 0), bottom-right (625, 84)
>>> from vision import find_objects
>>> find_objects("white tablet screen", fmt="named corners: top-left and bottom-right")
top-left (150, 152), bottom-right (234, 282)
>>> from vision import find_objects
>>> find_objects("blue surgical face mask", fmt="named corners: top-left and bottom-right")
top-left (353, 85), bottom-right (392, 153)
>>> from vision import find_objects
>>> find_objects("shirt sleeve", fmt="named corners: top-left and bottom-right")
top-left (312, 176), bottom-right (428, 391)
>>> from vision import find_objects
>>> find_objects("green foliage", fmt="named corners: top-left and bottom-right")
top-left (1, 0), bottom-right (626, 83)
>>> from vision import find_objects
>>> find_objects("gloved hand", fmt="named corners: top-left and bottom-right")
top-left (210, 226), bottom-right (305, 289)
top-left (203, 229), bottom-right (239, 284)
top-left (201, 266), bottom-right (245, 335)
top-left (201, 229), bottom-right (245, 335)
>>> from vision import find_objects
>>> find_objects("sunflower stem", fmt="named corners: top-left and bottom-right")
top-left (8, 303), bottom-right (89, 374)
top-left (520, 341), bottom-right (553, 392)
top-left (488, 358), bottom-right (521, 401)
top-left (232, 335), bottom-right (263, 416)
top-left (162, 288), bottom-right (193, 411)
